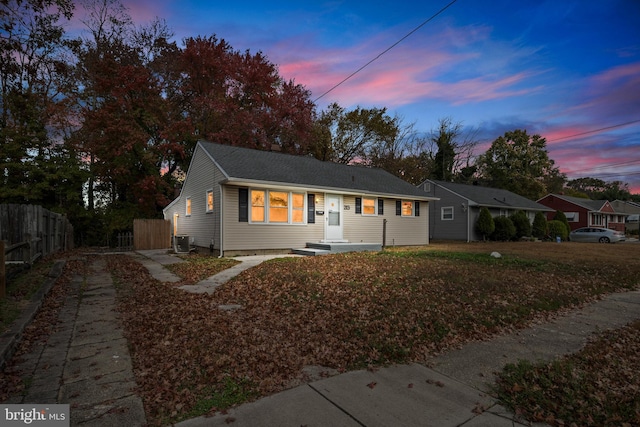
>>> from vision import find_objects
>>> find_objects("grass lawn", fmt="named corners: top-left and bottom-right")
top-left (108, 241), bottom-right (640, 425)
top-left (1, 259), bottom-right (57, 334)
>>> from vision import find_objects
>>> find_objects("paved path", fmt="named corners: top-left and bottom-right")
top-left (4, 256), bottom-right (146, 426)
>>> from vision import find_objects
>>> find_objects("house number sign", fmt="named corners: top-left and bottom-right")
top-left (344, 205), bottom-right (350, 210)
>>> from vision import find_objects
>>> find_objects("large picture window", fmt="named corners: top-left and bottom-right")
top-left (247, 189), bottom-right (307, 224)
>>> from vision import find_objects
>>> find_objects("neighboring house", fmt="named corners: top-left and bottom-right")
top-left (163, 141), bottom-right (437, 256)
top-left (420, 180), bottom-right (552, 242)
top-left (537, 194), bottom-right (627, 232)
top-left (611, 200), bottom-right (640, 233)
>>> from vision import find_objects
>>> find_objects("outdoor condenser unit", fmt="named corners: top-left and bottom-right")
top-left (175, 235), bottom-right (190, 253)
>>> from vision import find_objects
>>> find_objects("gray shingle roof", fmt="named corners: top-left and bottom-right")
top-left (428, 180), bottom-right (551, 211)
top-left (200, 141), bottom-right (432, 199)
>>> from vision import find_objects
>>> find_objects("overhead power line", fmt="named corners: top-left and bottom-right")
top-left (547, 119), bottom-right (640, 142)
top-left (567, 159), bottom-right (640, 175)
top-left (313, 0), bottom-right (458, 102)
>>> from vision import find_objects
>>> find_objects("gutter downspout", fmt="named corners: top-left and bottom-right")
top-left (218, 183), bottom-right (224, 258)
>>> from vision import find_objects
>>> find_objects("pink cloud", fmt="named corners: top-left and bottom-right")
top-left (278, 40), bottom-right (540, 109)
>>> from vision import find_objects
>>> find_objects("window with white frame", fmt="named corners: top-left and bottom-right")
top-left (592, 213), bottom-right (603, 225)
top-left (185, 197), bottom-right (192, 216)
top-left (206, 190), bottom-right (214, 213)
top-left (441, 206), bottom-right (454, 220)
top-left (250, 189), bottom-right (306, 224)
top-left (565, 212), bottom-right (579, 222)
top-left (402, 201), bottom-right (414, 217)
top-left (363, 197), bottom-right (376, 215)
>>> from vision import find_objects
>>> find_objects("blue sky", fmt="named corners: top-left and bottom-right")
top-left (112, 0), bottom-right (640, 193)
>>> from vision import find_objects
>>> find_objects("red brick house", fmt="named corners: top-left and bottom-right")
top-left (537, 194), bottom-right (627, 232)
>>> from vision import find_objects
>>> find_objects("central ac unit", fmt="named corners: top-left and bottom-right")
top-left (175, 235), bottom-right (190, 253)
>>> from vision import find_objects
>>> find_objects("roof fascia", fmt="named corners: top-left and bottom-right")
top-left (221, 178), bottom-right (438, 201)
top-left (198, 140), bottom-right (231, 181)
top-left (429, 181), bottom-right (474, 204)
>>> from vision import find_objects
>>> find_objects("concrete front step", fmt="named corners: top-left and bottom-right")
top-left (292, 242), bottom-right (382, 256)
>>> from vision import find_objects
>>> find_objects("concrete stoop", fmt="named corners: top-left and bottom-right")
top-left (293, 242), bottom-right (383, 256)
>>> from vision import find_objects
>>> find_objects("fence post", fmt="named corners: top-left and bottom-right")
top-left (1, 240), bottom-right (5, 299)
top-left (24, 233), bottom-right (31, 266)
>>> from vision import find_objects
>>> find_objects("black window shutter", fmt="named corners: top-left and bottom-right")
top-left (239, 188), bottom-right (248, 222)
top-left (378, 199), bottom-right (384, 215)
top-left (396, 200), bottom-right (401, 216)
top-left (415, 201), bottom-right (420, 217)
top-left (307, 194), bottom-right (315, 223)
top-left (355, 197), bottom-right (362, 214)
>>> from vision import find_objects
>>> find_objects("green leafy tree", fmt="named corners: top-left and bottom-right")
top-left (492, 216), bottom-right (516, 241)
top-left (509, 210), bottom-right (532, 239)
top-left (0, 0), bottom-right (78, 205)
top-left (532, 212), bottom-right (548, 240)
top-left (476, 207), bottom-right (495, 241)
top-left (475, 129), bottom-right (566, 199)
top-left (566, 177), bottom-right (632, 201)
top-left (430, 118), bottom-right (459, 181)
top-left (427, 117), bottom-right (478, 183)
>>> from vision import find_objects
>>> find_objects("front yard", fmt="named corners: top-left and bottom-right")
top-left (109, 242), bottom-right (640, 425)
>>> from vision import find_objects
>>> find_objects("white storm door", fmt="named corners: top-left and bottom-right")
top-left (325, 194), bottom-right (343, 241)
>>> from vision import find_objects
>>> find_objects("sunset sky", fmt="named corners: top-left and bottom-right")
top-left (93, 0), bottom-right (640, 193)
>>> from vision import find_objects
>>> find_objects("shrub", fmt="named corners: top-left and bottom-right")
top-left (492, 216), bottom-right (516, 241)
top-left (548, 220), bottom-right (569, 241)
top-left (532, 212), bottom-right (548, 239)
top-left (553, 210), bottom-right (570, 237)
top-left (476, 207), bottom-right (495, 241)
top-left (509, 210), bottom-right (532, 239)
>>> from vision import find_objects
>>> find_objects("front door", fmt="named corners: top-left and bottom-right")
top-left (325, 194), bottom-right (344, 241)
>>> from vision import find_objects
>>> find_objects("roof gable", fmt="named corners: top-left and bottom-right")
top-left (540, 194), bottom-right (609, 211)
top-left (426, 180), bottom-right (551, 211)
top-left (199, 141), bottom-right (431, 199)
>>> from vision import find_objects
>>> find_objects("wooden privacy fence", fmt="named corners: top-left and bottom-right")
top-left (0, 204), bottom-right (73, 262)
top-left (1, 204), bottom-right (74, 299)
top-left (133, 219), bottom-right (171, 250)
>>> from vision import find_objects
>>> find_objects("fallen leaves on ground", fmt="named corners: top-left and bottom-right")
top-left (0, 252), bottom-right (89, 401)
top-left (495, 320), bottom-right (640, 426)
top-left (166, 254), bottom-right (240, 283)
top-left (108, 242), bottom-right (639, 425)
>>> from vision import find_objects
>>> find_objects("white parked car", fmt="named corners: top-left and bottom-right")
top-left (569, 227), bottom-right (626, 243)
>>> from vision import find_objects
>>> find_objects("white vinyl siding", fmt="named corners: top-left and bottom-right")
top-left (224, 187), bottom-right (324, 252)
top-left (163, 144), bottom-right (224, 249)
top-left (344, 196), bottom-right (428, 246)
